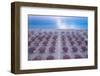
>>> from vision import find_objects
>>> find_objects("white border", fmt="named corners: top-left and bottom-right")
top-left (20, 6), bottom-right (95, 70)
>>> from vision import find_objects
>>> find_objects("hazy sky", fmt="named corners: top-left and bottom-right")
top-left (28, 15), bottom-right (88, 29)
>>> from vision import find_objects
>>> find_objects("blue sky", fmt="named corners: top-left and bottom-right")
top-left (28, 15), bottom-right (88, 29)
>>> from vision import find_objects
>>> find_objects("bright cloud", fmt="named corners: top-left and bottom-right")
top-left (56, 17), bottom-right (67, 29)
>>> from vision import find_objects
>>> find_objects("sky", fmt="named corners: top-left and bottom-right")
top-left (28, 15), bottom-right (88, 29)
